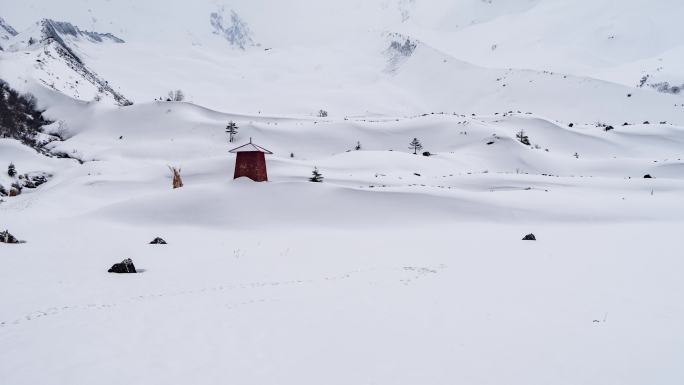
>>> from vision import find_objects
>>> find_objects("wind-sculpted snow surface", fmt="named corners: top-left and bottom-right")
top-left (0, 100), bottom-right (683, 385)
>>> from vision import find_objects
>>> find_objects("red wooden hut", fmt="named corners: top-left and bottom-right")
top-left (229, 138), bottom-right (272, 182)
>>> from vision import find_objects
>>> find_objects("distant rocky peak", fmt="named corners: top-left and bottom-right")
top-left (0, 16), bottom-right (18, 48)
top-left (40, 19), bottom-right (124, 44)
top-left (210, 8), bottom-right (255, 50)
top-left (0, 17), bottom-right (18, 38)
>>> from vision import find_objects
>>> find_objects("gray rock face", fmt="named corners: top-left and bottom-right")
top-left (41, 19), bottom-right (124, 45)
top-left (210, 8), bottom-right (255, 50)
top-left (0, 17), bottom-right (18, 49)
top-left (0, 17), bottom-right (18, 39)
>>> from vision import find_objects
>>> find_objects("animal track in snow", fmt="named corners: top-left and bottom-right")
top-left (0, 265), bottom-right (446, 328)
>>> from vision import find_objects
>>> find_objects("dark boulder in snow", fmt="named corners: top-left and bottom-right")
top-left (522, 233), bottom-right (536, 241)
top-left (108, 258), bottom-right (137, 273)
top-left (0, 230), bottom-right (22, 244)
top-left (422, 151), bottom-right (431, 157)
top-left (149, 237), bottom-right (167, 244)
top-left (644, 174), bottom-right (653, 179)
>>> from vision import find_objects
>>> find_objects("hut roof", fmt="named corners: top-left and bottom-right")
top-left (228, 138), bottom-right (273, 154)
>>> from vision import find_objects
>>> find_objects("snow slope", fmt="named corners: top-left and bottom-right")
top-left (1, 101), bottom-right (684, 384)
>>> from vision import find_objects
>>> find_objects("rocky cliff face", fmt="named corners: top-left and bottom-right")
top-left (40, 19), bottom-right (124, 46)
top-left (0, 17), bottom-right (18, 50)
top-left (210, 8), bottom-right (255, 49)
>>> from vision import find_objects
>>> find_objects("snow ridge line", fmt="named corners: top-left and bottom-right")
top-left (37, 20), bottom-right (133, 106)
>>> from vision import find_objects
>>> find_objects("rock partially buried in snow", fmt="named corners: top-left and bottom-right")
top-left (149, 237), bottom-right (167, 244)
top-left (522, 233), bottom-right (536, 241)
top-left (0, 230), bottom-right (23, 244)
top-left (644, 174), bottom-right (653, 179)
top-left (108, 258), bottom-right (137, 273)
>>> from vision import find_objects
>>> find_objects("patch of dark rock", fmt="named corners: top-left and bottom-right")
top-left (108, 258), bottom-right (137, 273)
top-left (52, 152), bottom-right (85, 164)
top-left (149, 237), bottom-right (167, 244)
top-left (522, 233), bottom-right (536, 241)
top-left (0, 230), bottom-right (24, 244)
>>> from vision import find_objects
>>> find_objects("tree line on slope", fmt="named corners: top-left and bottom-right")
top-left (0, 79), bottom-right (52, 148)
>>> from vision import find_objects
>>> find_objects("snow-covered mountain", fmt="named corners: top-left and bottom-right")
top-left (2, 2), bottom-right (684, 385)
top-left (6, 18), bottom-right (124, 51)
top-left (1, 0), bottom-right (683, 121)
top-left (2, 19), bottom-right (131, 105)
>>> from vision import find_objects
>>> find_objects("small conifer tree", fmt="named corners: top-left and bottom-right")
top-left (516, 130), bottom-right (530, 145)
top-left (7, 163), bottom-right (16, 177)
top-left (309, 167), bottom-right (323, 182)
top-left (409, 138), bottom-right (423, 154)
top-left (355, 141), bottom-right (362, 151)
top-left (225, 121), bottom-right (239, 143)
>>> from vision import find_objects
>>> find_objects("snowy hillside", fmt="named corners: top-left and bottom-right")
top-left (2, 0), bottom-right (684, 118)
top-left (1, 1), bottom-right (684, 385)
top-left (2, 19), bottom-right (130, 105)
